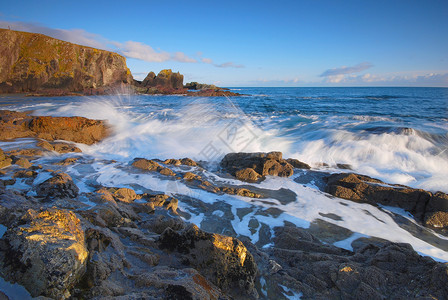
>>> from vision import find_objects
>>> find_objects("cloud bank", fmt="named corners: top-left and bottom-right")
top-left (0, 21), bottom-right (241, 67)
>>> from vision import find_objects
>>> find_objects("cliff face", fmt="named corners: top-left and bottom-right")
top-left (0, 29), bottom-right (133, 93)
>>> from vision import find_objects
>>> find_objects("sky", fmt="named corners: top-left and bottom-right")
top-left (1, 0), bottom-right (447, 87)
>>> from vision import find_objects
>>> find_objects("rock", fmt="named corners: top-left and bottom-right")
top-left (180, 157), bottom-right (198, 166)
top-left (325, 173), bottom-right (448, 228)
top-left (0, 148), bottom-right (12, 169)
top-left (0, 29), bottom-right (132, 94)
top-left (131, 158), bottom-right (176, 176)
top-left (139, 69), bottom-right (185, 94)
top-left (0, 110), bottom-right (109, 145)
top-left (0, 208), bottom-right (88, 298)
top-left (286, 158), bottom-right (311, 169)
top-left (54, 157), bottom-right (80, 166)
top-left (113, 188), bottom-right (138, 203)
top-left (159, 224), bottom-right (258, 297)
top-left (221, 152), bottom-right (294, 182)
top-left (35, 172), bottom-right (79, 199)
top-left (187, 89), bottom-right (243, 97)
top-left (260, 224), bottom-right (448, 299)
top-left (235, 168), bottom-right (262, 182)
top-left (37, 140), bottom-right (82, 153)
top-left (13, 157), bottom-right (32, 168)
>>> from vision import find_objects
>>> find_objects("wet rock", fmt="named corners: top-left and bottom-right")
top-left (5, 148), bottom-right (44, 157)
top-left (132, 158), bottom-right (177, 177)
top-left (261, 224), bottom-right (448, 299)
top-left (235, 167), bottom-right (262, 182)
top-left (35, 172), bottom-right (79, 199)
top-left (159, 224), bottom-right (258, 297)
top-left (54, 157), bottom-right (80, 166)
top-left (0, 208), bottom-right (87, 298)
top-left (0, 110), bottom-right (109, 145)
top-left (12, 157), bottom-right (32, 168)
top-left (286, 158), bottom-right (311, 169)
top-left (220, 187), bottom-right (262, 198)
top-left (37, 140), bottom-right (82, 153)
top-left (325, 173), bottom-right (448, 229)
top-left (0, 148), bottom-right (12, 169)
top-left (221, 151), bottom-right (294, 182)
top-left (13, 170), bottom-right (37, 178)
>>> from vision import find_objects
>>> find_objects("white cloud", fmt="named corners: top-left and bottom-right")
top-left (201, 57), bottom-right (213, 64)
top-left (215, 62), bottom-right (245, 68)
top-left (320, 62), bottom-right (373, 77)
top-left (0, 20), bottom-right (234, 66)
top-left (119, 41), bottom-right (171, 62)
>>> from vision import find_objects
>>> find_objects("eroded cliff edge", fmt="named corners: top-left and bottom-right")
top-left (0, 29), bottom-right (133, 94)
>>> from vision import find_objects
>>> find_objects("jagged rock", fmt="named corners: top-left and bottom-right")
top-left (54, 157), bottom-right (80, 166)
top-left (159, 224), bottom-right (258, 297)
top-left (286, 158), bottom-right (311, 169)
top-left (325, 173), bottom-right (448, 229)
top-left (248, 224), bottom-right (448, 299)
top-left (0, 208), bottom-right (88, 298)
top-left (235, 168), bottom-right (262, 182)
top-left (37, 140), bottom-right (82, 153)
top-left (0, 29), bottom-right (132, 94)
top-left (0, 110), bottom-right (110, 145)
top-left (221, 152), bottom-right (294, 182)
top-left (35, 172), bottom-right (79, 199)
top-left (131, 158), bottom-right (176, 176)
top-left (187, 89), bottom-right (243, 97)
top-left (142, 69), bottom-right (184, 89)
top-left (0, 148), bottom-right (12, 169)
top-left (12, 157), bottom-right (32, 168)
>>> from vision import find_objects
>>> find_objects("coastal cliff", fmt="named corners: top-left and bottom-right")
top-left (0, 29), bottom-right (133, 94)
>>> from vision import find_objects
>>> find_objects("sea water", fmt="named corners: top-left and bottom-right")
top-left (0, 87), bottom-right (447, 261)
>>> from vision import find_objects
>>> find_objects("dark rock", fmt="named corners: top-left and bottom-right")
top-left (286, 158), bottom-right (311, 169)
top-left (0, 208), bottom-right (88, 298)
top-left (325, 173), bottom-right (448, 229)
top-left (0, 148), bottom-right (12, 169)
top-left (235, 168), bottom-right (262, 182)
top-left (35, 172), bottom-right (79, 199)
top-left (159, 224), bottom-right (258, 297)
top-left (12, 157), bottom-right (32, 168)
top-left (0, 110), bottom-right (110, 145)
top-left (221, 151), bottom-right (294, 182)
top-left (0, 29), bottom-right (133, 94)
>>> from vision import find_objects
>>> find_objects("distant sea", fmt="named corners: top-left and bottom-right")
top-left (1, 87), bottom-right (448, 261)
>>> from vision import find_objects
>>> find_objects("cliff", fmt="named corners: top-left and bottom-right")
top-left (134, 69), bottom-right (186, 94)
top-left (0, 29), bottom-right (133, 94)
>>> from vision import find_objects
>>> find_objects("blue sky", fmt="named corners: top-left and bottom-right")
top-left (1, 0), bottom-right (447, 87)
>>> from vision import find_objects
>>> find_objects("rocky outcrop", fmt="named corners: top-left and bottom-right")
top-left (0, 110), bottom-right (109, 144)
top-left (249, 223), bottom-right (448, 299)
top-left (325, 173), bottom-right (448, 230)
top-left (0, 29), bottom-right (133, 94)
top-left (159, 224), bottom-right (258, 297)
top-left (220, 152), bottom-right (309, 182)
top-left (134, 69), bottom-right (186, 94)
top-left (0, 208), bottom-right (88, 298)
top-left (35, 172), bottom-right (79, 200)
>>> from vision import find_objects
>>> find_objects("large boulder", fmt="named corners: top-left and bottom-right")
top-left (221, 152), bottom-right (304, 182)
top-left (159, 224), bottom-right (258, 297)
top-left (0, 208), bottom-right (88, 298)
top-left (0, 29), bottom-right (133, 94)
top-left (35, 172), bottom-right (79, 199)
top-left (0, 110), bottom-right (110, 144)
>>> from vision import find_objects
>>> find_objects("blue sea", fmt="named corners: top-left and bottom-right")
top-left (1, 87), bottom-right (448, 261)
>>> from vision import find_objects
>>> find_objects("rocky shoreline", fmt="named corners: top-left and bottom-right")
top-left (0, 110), bottom-right (447, 299)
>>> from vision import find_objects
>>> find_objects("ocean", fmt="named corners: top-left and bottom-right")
top-left (1, 87), bottom-right (447, 261)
